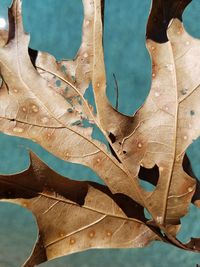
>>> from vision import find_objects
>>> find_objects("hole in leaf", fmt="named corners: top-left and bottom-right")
top-left (28, 48), bottom-right (38, 68)
top-left (144, 208), bottom-right (152, 220)
top-left (108, 132), bottom-right (116, 143)
top-left (107, 133), bottom-right (121, 162)
top-left (139, 179), bottom-right (156, 192)
top-left (83, 84), bottom-right (97, 114)
top-left (108, 144), bottom-right (121, 163)
top-left (183, 0), bottom-right (200, 39)
top-left (190, 110), bottom-right (195, 116)
top-left (138, 164), bottom-right (159, 192)
top-left (83, 85), bottom-right (115, 157)
top-left (182, 153), bottom-right (196, 179)
top-left (55, 79), bottom-right (61, 87)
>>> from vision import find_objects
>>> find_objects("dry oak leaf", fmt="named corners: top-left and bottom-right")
top-left (0, 0), bottom-right (142, 205)
top-left (89, 0), bottom-right (198, 227)
top-left (0, 152), bottom-right (160, 267)
top-left (0, 0), bottom-right (199, 246)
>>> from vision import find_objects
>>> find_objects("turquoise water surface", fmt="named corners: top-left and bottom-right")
top-left (1, 0), bottom-right (200, 266)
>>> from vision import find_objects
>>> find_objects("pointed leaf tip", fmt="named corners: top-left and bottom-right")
top-left (7, 0), bottom-right (27, 43)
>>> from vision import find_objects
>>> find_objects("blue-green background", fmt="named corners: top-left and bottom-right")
top-left (1, 0), bottom-right (200, 266)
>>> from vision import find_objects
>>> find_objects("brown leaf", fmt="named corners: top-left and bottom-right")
top-left (0, 0), bottom-right (144, 206)
top-left (91, 0), bottom-right (197, 226)
top-left (0, 152), bottom-right (160, 266)
top-left (0, 29), bottom-right (8, 46)
top-left (35, 0), bottom-right (95, 122)
top-left (0, 0), bottom-right (200, 259)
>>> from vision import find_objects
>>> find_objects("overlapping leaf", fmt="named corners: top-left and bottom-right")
top-left (0, 0), bottom-right (143, 205)
top-left (0, 0), bottom-right (200, 266)
top-left (90, 0), bottom-right (198, 226)
top-left (0, 152), bottom-right (160, 266)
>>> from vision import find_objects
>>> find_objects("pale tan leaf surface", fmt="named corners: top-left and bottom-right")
top-left (0, 2), bottom-right (113, 203)
top-left (0, 152), bottom-right (160, 266)
top-left (166, 18), bottom-right (200, 207)
top-left (0, 29), bottom-right (8, 47)
top-left (0, 0), bottom-right (148, 208)
top-left (0, 0), bottom-right (200, 258)
top-left (35, 51), bottom-right (95, 124)
top-left (143, 0), bottom-right (200, 225)
top-left (91, 0), bottom-right (197, 226)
